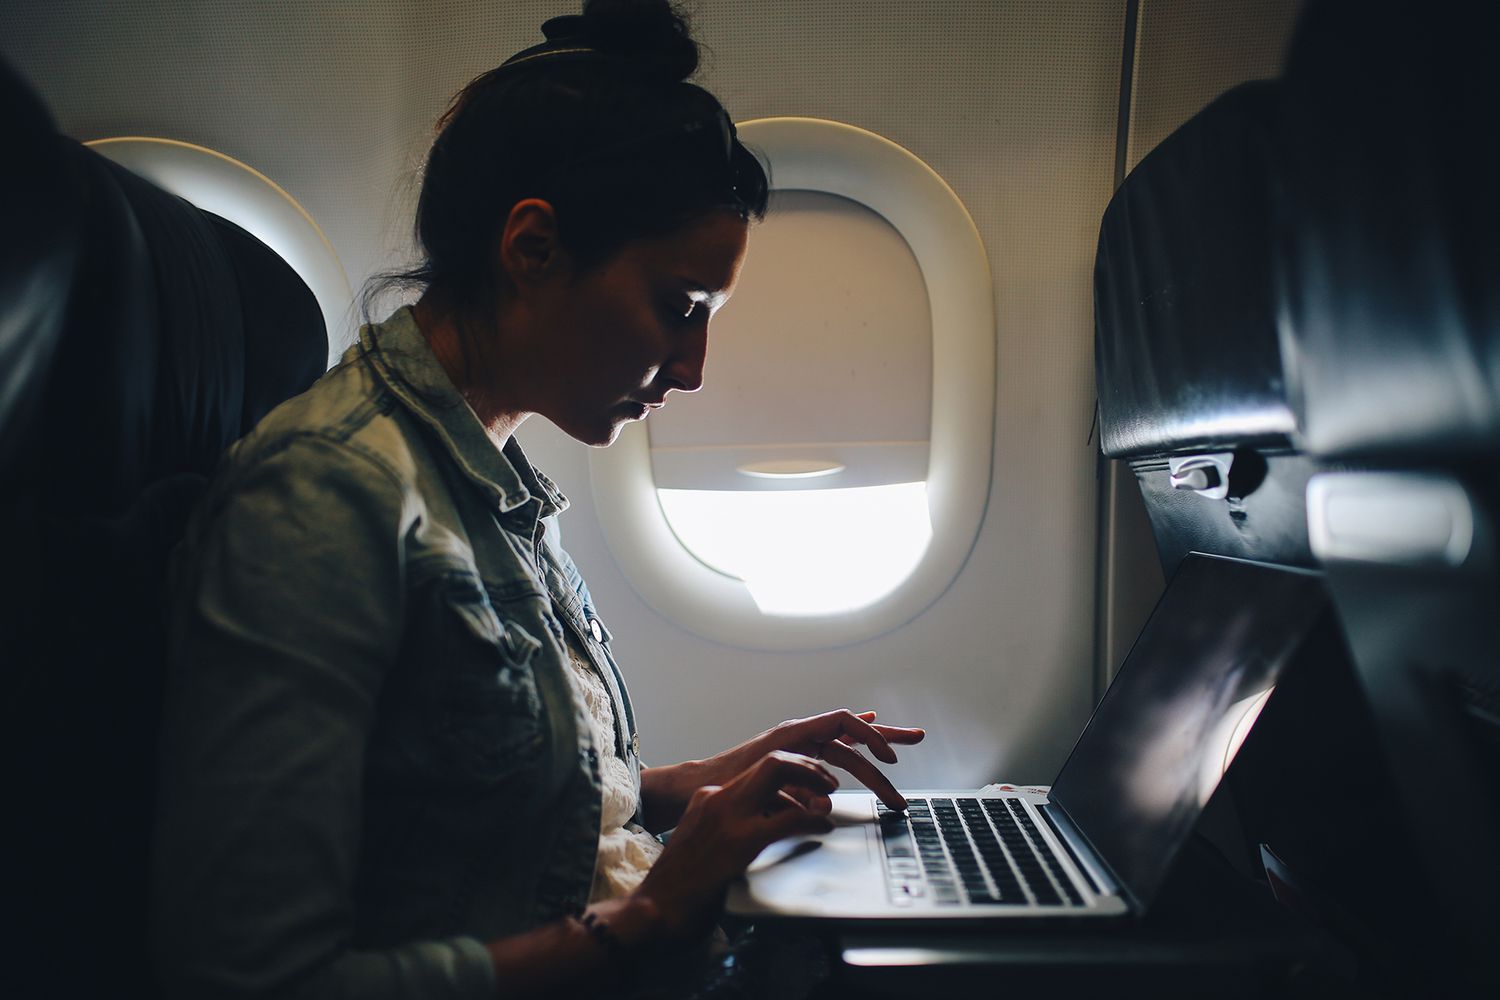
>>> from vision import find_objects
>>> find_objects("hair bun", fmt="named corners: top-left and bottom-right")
top-left (548, 0), bottom-right (698, 82)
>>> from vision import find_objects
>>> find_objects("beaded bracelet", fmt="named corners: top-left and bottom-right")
top-left (577, 908), bottom-right (630, 969)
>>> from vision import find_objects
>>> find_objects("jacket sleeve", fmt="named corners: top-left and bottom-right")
top-left (151, 433), bottom-right (496, 1000)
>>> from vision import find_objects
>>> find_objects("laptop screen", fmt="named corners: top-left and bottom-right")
top-left (1049, 554), bottom-right (1326, 909)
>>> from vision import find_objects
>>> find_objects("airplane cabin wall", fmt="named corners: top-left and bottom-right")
top-left (546, 1), bottom-right (1126, 786)
top-left (2, 1), bottom-right (1299, 787)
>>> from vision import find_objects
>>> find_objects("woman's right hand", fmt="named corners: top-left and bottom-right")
top-left (632, 750), bottom-right (839, 940)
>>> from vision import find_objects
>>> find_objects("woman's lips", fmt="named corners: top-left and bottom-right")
top-left (620, 397), bottom-right (666, 421)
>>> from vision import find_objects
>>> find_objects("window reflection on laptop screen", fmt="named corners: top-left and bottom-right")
top-left (1050, 555), bottom-right (1327, 909)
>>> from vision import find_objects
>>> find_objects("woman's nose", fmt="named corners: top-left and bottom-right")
top-left (661, 323), bottom-right (708, 394)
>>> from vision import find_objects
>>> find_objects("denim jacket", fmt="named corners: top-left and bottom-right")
top-left (152, 307), bottom-right (640, 999)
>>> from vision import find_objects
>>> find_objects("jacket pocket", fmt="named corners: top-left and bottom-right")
top-left (428, 571), bottom-right (547, 783)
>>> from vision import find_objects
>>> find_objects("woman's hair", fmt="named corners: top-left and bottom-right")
top-left (366, 0), bottom-right (768, 324)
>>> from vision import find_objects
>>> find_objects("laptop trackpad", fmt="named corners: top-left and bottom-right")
top-left (734, 794), bottom-right (886, 916)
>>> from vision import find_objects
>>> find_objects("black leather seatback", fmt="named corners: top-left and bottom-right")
top-left (1, 60), bottom-right (328, 1000)
top-left (1093, 67), bottom-right (1423, 995)
top-left (1272, 3), bottom-right (1500, 991)
top-left (1096, 81), bottom-right (1291, 463)
top-left (1276, 1), bottom-right (1500, 463)
top-left (1094, 81), bottom-right (1328, 574)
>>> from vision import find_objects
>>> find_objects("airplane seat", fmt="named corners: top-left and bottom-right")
top-left (1094, 74), bottom-right (1426, 993)
top-left (1094, 79), bottom-right (1318, 575)
top-left (0, 60), bottom-right (328, 997)
top-left (1273, 0), bottom-right (1500, 991)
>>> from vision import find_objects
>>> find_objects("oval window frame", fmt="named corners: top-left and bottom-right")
top-left (589, 117), bottom-right (995, 650)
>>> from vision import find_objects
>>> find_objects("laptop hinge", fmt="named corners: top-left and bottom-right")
top-left (1038, 803), bottom-right (1119, 899)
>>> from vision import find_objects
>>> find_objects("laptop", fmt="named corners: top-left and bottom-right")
top-left (727, 553), bottom-right (1326, 921)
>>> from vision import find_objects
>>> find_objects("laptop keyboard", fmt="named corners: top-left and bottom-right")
top-left (877, 797), bottom-right (1086, 908)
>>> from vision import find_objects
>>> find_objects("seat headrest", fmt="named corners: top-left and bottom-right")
top-left (35, 147), bottom-right (329, 515)
top-left (1274, 0), bottom-right (1500, 462)
top-left (0, 59), bottom-right (84, 474)
top-left (3, 58), bottom-right (328, 519)
top-left (1095, 81), bottom-right (1293, 460)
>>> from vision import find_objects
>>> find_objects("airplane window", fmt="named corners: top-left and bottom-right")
top-left (658, 483), bottom-right (932, 616)
top-left (590, 118), bottom-right (994, 650)
top-left (85, 137), bottom-right (352, 365)
top-left (648, 185), bottom-right (933, 617)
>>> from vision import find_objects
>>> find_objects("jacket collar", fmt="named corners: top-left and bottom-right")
top-left (357, 306), bottom-right (568, 519)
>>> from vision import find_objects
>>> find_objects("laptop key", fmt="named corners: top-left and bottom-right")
top-left (1004, 800), bottom-right (1085, 906)
top-left (958, 802), bottom-right (1025, 902)
top-left (881, 794), bottom-right (1089, 909)
top-left (879, 814), bottom-right (914, 858)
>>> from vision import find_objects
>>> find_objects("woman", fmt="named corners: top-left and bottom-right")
top-left (151, 2), bottom-right (923, 997)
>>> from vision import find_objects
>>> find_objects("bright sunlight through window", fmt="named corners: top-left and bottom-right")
top-left (656, 482), bottom-right (933, 616)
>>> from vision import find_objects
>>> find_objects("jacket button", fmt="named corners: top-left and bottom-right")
top-left (630, 732), bottom-right (640, 757)
top-left (589, 618), bottom-right (603, 643)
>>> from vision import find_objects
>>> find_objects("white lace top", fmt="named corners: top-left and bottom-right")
top-left (562, 632), bottom-right (665, 902)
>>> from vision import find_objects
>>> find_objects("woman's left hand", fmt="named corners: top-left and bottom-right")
top-left (641, 709), bottom-right (925, 830)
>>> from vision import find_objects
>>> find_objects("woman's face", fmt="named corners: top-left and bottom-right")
top-left (527, 209), bottom-right (750, 447)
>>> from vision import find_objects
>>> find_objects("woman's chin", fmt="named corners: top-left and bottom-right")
top-left (592, 426), bottom-right (625, 447)
top-left (568, 418), bottom-right (627, 448)
top-left (556, 404), bottom-right (644, 448)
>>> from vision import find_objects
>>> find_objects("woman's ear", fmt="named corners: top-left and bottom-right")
top-left (497, 198), bottom-right (569, 289)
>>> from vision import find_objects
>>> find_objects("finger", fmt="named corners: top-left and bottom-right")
top-left (842, 712), bottom-right (901, 765)
top-left (757, 799), bottom-right (836, 844)
top-left (870, 724), bottom-right (926, 745)
top-left (847, 710), bottom-right (926, 744)
top-left (762, 787), bottom-right (805, 817)
top-left (834, 728), bottom-right (924, 753)
top-left (820, 740), bottom-right (907, 811)
top-left (802, 709), bottom-right (899, 765)
top-left (778, 783), bottom-right (834, 816)
top-left (852, 710), bottom-right (926, 746)
top-left (738, 751), bottom-right (838, 805)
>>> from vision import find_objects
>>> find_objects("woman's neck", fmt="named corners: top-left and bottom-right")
top-left (412, 297), bottom-right (530, 449)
